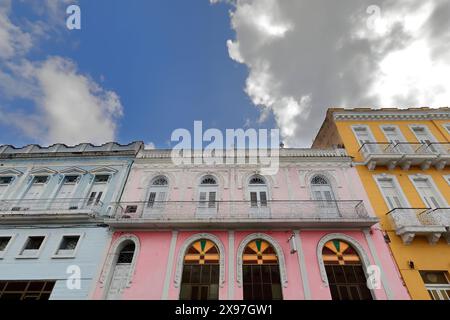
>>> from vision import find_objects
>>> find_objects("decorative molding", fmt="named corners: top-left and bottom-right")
top-left (334, 111), bottom-right (450, 121)
top-left (236, 233), bottom-right (288, 288)
top-left (162, 231), bottom-right (178, 300)
top-left (99, 234), bottom-right (140, 295)
top-left (294, 230), bottom-right (311, 299)
top-left (316, 233), bottom-right (372, 288)
top-left (59, 167), bottom-right (87, 175)
top-left (228, 231), bottom-right (235, 300)
top-left (29, 167), bottom-right (57, 175)
top-left (90, 166), bottom-right (118, 175)
top-left (0, 168), bottom-right (23, 176)
top-left (174, 233), bottom-right (226, 288)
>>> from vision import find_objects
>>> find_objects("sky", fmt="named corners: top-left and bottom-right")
top-left (0, 0), bottom-right (449, 148)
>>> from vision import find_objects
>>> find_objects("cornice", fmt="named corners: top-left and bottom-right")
top-left (333, 110), bottom-right (450, 121)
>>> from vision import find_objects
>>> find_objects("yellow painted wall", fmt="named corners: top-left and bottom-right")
top-left (334, 118), bottom-right (450, 300)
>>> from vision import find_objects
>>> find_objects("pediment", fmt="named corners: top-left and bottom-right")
top-left (59, 167), bottom-right (87, 175)
top-left (30, 167), bottom-right (57, 175)
top-left (89, 166), bottom-right (118, 174)
top-left (0, 168), bottom-right (23, 176)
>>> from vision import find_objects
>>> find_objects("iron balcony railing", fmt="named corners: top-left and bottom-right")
top-left (386, 207), bottom-right (450, 229)
top-left (109, 200), bottom-right (371, 222)
top-left (358, 142), bottom-right (450, 156)
top-left (0, 198), bottom-right (104, 215)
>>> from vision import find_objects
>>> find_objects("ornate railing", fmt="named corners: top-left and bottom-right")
top-left (0, 198), bottom-right (103, 215)
top-left (109, 200), bottom-right (371, 221)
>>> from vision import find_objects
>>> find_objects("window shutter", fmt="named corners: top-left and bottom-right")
top-left (260, 192), bottom-right (267, 207)
top-left (147, 192), bottom-right (156, 207)
top-left (95, 192), bottom-right (103, 205)
top-left (199, 192), bottom-right (207, 207)
top-left (250, 192), bottom-right (258, 207)
top-left (208, 192), bottom-right (216, 208)
top-left (87, 192), bottom-right (96, 206)
top-left (157, 192), bottom-right (167, 202)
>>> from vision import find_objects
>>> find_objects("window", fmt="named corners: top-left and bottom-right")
top-left (411, 177), bottom-right (446, 209)
top-left (381, 126), bottom-right (409, 153)
top-left (145, 176), bottom-right (168, 211)
top-left (179, 240), bottom-right (220, 300)
top-left (0, 281), bottom-right (55, 300)
top-left (54, 235), bottom-right (80, 257)
top-left (33, 176), bottom-right (49, 184)
top-left (0, 237), bottom-right (11, 251)
top-left (19, 236), bottom-right (45, 258)
top-left (311, 175), bottom-right (338, 216)
top-left (0, 177), bottom-right (13, 185)
top-left (56, 176), bottom-right (80, 201)
top-left (198, 176), bottom-right (218, 212)
top-left (353, 126), bottom-right (377, 153)
top-left (420, 271), bottom-right (450, 300)
top-left (87, 175), bottom-right (110, 206)
top-left (377, 177), bottom-right (408, 210)
top-left (410, 126), bottom-right (438, 152)
top-left (0, 177), bottom-right (13, 199)
top-left (248, 175), bottom-right (268, 208)
top-left (242, 239), bottom-right (282, 300)
top-left (94, 175), bottom-right (109, 183)
top-left (0, 236), bottom-right (12, 258)
top-left (322, 240), bottom-right (372, 300)
top-left (106, 242), bottom-right (136, 300)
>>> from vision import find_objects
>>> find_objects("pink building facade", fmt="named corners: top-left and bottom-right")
top-left (93, 148), bottom-right (410, 300)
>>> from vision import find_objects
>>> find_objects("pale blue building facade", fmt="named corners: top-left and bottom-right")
top-left (0, 142), bottom-right (143, 300)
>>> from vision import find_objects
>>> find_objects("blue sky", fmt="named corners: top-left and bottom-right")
top-left (1, 1), bottom-right (449, 148)
top-left (0, 0), bottom-right (275, 148)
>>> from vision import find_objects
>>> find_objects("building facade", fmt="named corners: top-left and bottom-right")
top-left (93, 148), bottom-right (409, 300)
top-left (313, 107), bottom-right (450, 300)
top-left (0, 142), bottom-right (143, 300)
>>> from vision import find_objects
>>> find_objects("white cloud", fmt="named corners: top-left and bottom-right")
top-left (0, 0), bottom-right (123, 146)
top-left (144, 142), bottom-right (156, 150)
top-left (213, 0), bottom-right (450, 146)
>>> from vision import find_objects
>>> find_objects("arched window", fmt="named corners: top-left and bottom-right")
top-left (311, 175), bottom-right (338, 215)
top-left (145, 176), bottom-right (168, 212)
top-left (248, 175), bottom-right (268, 208)
top-left (179, 240), bottom-right (220, 300)
top-left (198, 175), bottom-right (218, 212)
top-left (106, 241), bottom-right (136, 300)
top-left (242, 239), bottom-right (282, 300)
top-left (322, 240), bottom-right (372, 300)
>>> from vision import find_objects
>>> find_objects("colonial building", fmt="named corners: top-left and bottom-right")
top-left (93, 147), bottom-right (409, 300)
top-left (0, 142), bottom-right (143, 300)
top-left (313, 107), bottom-right (450, 300)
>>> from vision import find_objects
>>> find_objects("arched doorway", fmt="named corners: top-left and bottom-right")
top-left (106, 242), bottom-right (136, 300)
top-left (242, 239), bottom-right (282, 300)
top-left (322, 239), bottom-right (373, 300)
top-left (179, 239), bottom-right (220, 300)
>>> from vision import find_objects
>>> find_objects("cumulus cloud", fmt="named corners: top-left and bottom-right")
top-left (0, 0), bottom-right (123, 146)
top-left (144, 142), bottom-right (156, 150)
top-left (212, 0), bottom-right (450, 146)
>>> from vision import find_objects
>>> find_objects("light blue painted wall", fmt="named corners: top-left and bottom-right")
top-left (0, 226), bottom-right (111, 300)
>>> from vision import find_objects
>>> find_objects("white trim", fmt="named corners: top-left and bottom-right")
top-left (0, 168), bottom-right (23, 176)
top-left (444, 175), bottom-right (450, 187)
top-left (162, 231), bottom-right (178, 300)
top-left (99, 234), bottom-right (140, 299)
top-left (228, 230), bottom-right (235, 300)
top-left (306, 171), bottom-right (339, 200)
top-left (316, 233), bottom-right (376, 299)
top-left (29, 167), bottom-right (57, 175)
top-left (294, 230), bottom-right (311, 299)
top-left (51, 232), bottom-right (84, 259)
top-left (0, 233), bottom-right (16, 259)
top-left (333, 110), bottom-right (450, 121)
top-left (89, 166), bottom-right (118, 175)
top-left (408, 174), bottom-right (449, 207)
top-left (351, 124), bottom-right (377, 146)
top-left (380, 124), bottom-right (407, 143)
top-left (59, 167), bottom-right (87, 175)
top-left (236, 233), bottom-right (288, 288)
top-left (443, 123), bottom-right (450, 135)
top-left (16, 234), bottom-right (48, 259)
top-left (174, 233), bottom-right (226, 290)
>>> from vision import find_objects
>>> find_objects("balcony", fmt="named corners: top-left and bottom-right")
top-left (0, 198), bottom-right (103, 224)
top-left (358, 142), bottom-right (449, 170)
top-left (387, 208), bottom-right (450, 244)
top-left (105, 200), bottom-right (378, 229)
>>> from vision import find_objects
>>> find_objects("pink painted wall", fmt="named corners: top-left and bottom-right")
top-left (92, 151), bottom-right (410, 300)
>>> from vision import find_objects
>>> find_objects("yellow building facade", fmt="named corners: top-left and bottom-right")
top-left (313, 108), bottom-right (450, 300)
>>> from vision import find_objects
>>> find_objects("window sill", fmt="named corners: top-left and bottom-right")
top-left (51, 255), bottom-right (76, 259)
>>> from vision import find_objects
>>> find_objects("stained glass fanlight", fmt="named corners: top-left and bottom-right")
top-left (322, 240), bottom-right (361, 265)
top-left (184, 240), bottom-right (220, 265)
top-left (243, 239), bottom-right (278, 265)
